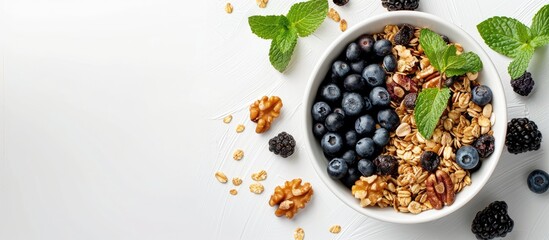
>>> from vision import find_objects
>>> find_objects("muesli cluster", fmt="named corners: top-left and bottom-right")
top-left (311, 24), bottom-right (495, 213)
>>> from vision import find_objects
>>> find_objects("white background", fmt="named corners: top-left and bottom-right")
top-left (2, 0), bottom-right (549, 239)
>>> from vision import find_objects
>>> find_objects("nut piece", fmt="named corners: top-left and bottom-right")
top-left (251, 170), bottom-right (268, 181)
top-left (236, 124), bottom-right (245, 133)
top-left (232, 177), bottom-right (243, 186)
top-left (426, 170), bottom-right (455, 209)
top-left (294, 228), bottom-right (305, 240)
top-left (223, 115), bottom-right (232, 123)
top-left (269, 178), bottom-right (314, 219)
top-left (249, 96), bottom-right (283, 133)
top-left (233, 149), bottom-right (244, 160)
top-left (229, 189), bottom-right (238, 195)
top-left (225, 3), bottom-right (233, 14)
top-left (328, 8), bottom-right (341, 22)
top-left (249, 182), bottom-right (265, 194)
top-left (340, 19), bottom-right (347, 32)
top-left (256, 0), bottom-right (268, 8)
top-left (351, 175), bottom-right (388, 207)
top-left (329, 225), bottom-right (341, 234)
top-left (215, 171), bottom-right (228, 183)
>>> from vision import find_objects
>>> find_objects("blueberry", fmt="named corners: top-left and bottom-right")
top-left (444, 76), bottom-right (457, 87)
top-left (346, 42), bottom-right (362, 62)
top-left (382, 55), bottom-right (397, 72)
top-left (345, 130), bottom-right (359, 148)
top-left (333, 107), bottom-right (346, 118)
top-left (320, 84), bottom-right (341, 103)
top-left (372, 127), bottom-right (390, 147)
top-left (362, 64), bottom-right (386, 88)
top-left (373, 39), bottom-right (392, 57)
top-left (350, 60), bottom-right (366, 74)
top-left (527, 169), bottom-right (549, 194)
top-left (344, 74), bottom-right (366, 91)
top-left (327, 158), bottom-right (348, 179)
top-left (341, 167), bottom-right (361, 189)
top-left (321, 132), bottom-right (344, 155)
top-left (471, 85), bottom-right (492, 106)
top-left (332, 60), bottom-right (351, 79)
top-left (377, 109), bottom-right (399, 131)
top-left (369, 86), bottom-right (391, 108)
top-left (357, 159), bottom-right (376, 177)
top-left (325, 112), bottom-right (345, 132)
top-left (341, 149), bottom-right (357, 166)
top-left (356, 34), bottom-right (374, 53)
top-left (355, 115), bottom-right (376, 136)
top-left (356, 137), bottom-right (375, 158)
top-left (456, 145), bottom-right (480, 170)
top-left (311, 101), bottom-right (331, 122)
top-left (420, 151), bottom-right (440, 172)
top-left (362, 97), bottom-right (373, 112)
top-left (342, 92), bottom-right (365, 117)
top-left (313, 122), bottom-right (327, 139)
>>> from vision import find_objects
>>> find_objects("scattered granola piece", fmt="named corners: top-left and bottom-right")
top-left (229, 189), bottom-right (238, 195)
top-left (328, 8), bottom-right (341, 22)
top-left (251, 170), bottom-right (268, 181)
top-left (249, 182), bottom-right (265, 194)
top-left (329, 225), bottom-right (341, 234)
top-left (223, 115), bottom-right (233, 123)
top-left (232, 177), bottom-right (243, 186)
top-left (294, 228), bottom-right (305, 240)
top-left (233, 149), bottom-right (244, 161)
top-left (256, 0), bottom-right (268, 8)
top-left (215, 171), bottom-right (228, 183)
top-left (225, 3), bottom-right (233, 14)
top-left (236, 124), bottom-right (245, 133)
top-left (340, 19), bottom-right (347, 32)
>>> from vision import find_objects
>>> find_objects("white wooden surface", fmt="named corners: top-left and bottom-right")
top-left (2, 0), bottom-right (549, 239)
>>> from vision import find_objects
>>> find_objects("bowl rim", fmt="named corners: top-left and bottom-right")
top-left (302, 11), bottom-right (507, 223)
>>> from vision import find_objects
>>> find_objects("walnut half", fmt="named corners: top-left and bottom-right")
top-left (249, 96), bottom-right (283, 133)
top-left (269, 178), bottom-right (313, 219)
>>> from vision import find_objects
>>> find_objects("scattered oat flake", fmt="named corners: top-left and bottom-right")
top-left (256, 0), bottom-right (268, 8)
top-left (233, 149), bottom-right (244, 160)
top-left (225, 3), bottom-right (233, 14)
top-left (229, 189), bottom-right (238, 195)
top-left (329, 225), bottom-right (341, 234)
top-left (223, 115), bottom-right (233, 123)
top-left (340, 19), bottom-right (347, 32)
top-left (249, 182), bottom-right (264, 194)
top-left (215, 171), bottom-right (228, 183)
top-left (232, 177), bottom-right (243, 186)
top-left (328, 8), bottom-right (341, 22)
top-left (251, 170), bottom-right (267, 181)
top-left (294, 227), bottom-right (305, 240)
top-left (236, 124), bottom-right (245, 133)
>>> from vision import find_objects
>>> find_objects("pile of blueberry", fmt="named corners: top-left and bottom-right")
top-left (311, 34), bottom-right (400, 188)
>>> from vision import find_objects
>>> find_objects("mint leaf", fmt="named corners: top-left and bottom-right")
top-left (419, 28), bottom-right (446, 71)
top-left (414, 88), bottom-right (451, 139)
top-left (530, 35), bottom-right (549, 48)
top-left (269, 28), bottom-right (298, 72)
top-left (287, 0), bottom-right (328, 37)
top-left (508, 48), bottom-right (534, 79)
top-left (249, 15), bottom-right (290, 39)
top-left (531, 4), bottom-right (549, 37)
top-left (477, 16), bottom-right (531, 58)
top-left (445, 52), bottom-right (483, 77)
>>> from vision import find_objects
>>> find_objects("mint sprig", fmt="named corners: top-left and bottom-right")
top-left (414, 29), bottom-right (483, 139)
top-left (248, 0), bottom-right (328, 72)
top-left (477, 4), bottom-right (549, 79)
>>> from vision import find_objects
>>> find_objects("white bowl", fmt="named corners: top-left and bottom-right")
top-left (302, 11), bottom-right (507, 224)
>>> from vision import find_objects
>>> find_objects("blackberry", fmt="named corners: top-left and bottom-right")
top-left (373, 155), bottom-right (398, 176)
top-left (420, 151), bottom-right (440, 172)
top-left (394, 24), bottom-right (415, 45)
top-left (505, 118), bottom-right (542, 154)
top-left (333, 0), bottom-right (349, 6)
top-left (268, 132), bottom-right (296, 158)
top-left (381, 0), bottom-right (420, 11)
top-left (473, 134), bottom-right (495, 158)
top-left (471, 201), bottom-right (514, 240)
top-left (511, 71), bottom-right (535, 96)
